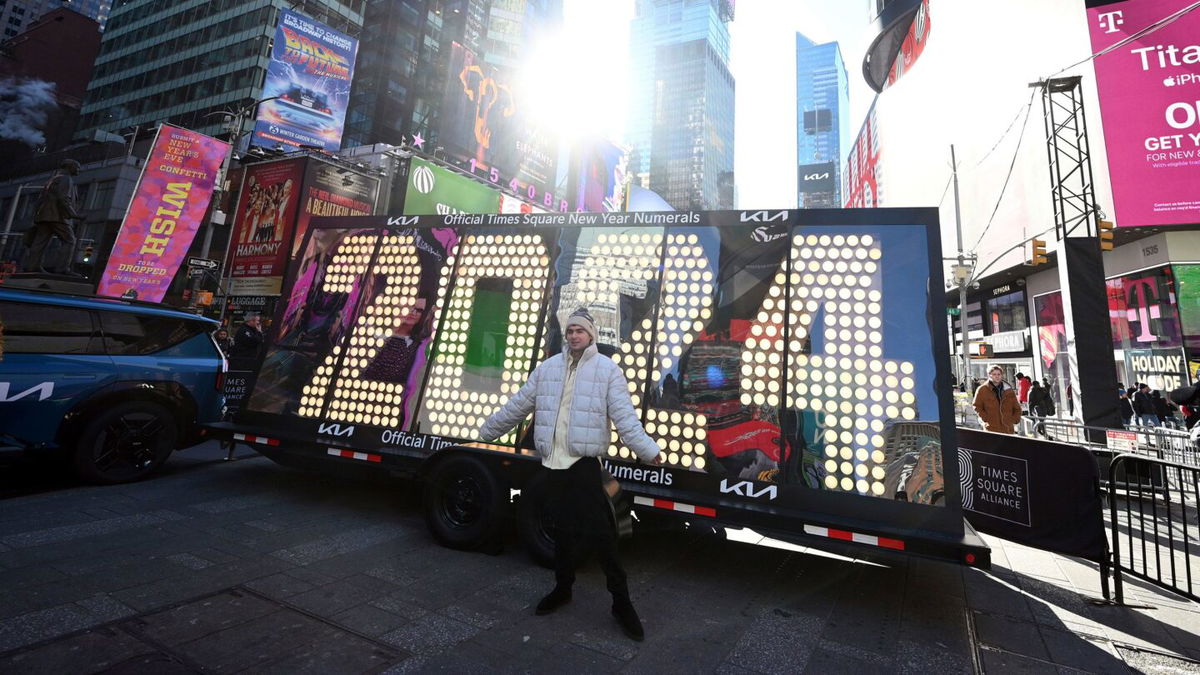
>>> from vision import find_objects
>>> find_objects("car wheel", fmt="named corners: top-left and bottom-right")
top-left (423, 455), bottom-right (507, 551)
top-left (73, 401), bottom-right (177, 484)
top-left (516, 473), bottom-right (557, 568)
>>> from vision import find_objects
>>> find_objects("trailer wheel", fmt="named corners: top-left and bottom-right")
top-left (516, 473), bottom-right (557, 568)
top-left (424, 455), bottom-right (507, 551)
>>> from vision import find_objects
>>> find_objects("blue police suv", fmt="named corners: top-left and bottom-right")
top-left (0, 287), bottom-right (226, 483)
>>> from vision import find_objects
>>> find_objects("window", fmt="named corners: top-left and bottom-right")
top-left (983, 290), bottom-right (1028, 334)
top-left (98, 312), bottom-right (206, 355)
top-left (0, 302), bottom-right (104, 354)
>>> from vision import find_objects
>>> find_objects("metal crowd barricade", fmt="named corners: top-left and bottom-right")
top-left (1108, 454), bottom-right (1200, 604)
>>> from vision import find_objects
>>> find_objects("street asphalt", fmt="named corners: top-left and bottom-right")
top-left (0, 441), bottom-right (1198, 673)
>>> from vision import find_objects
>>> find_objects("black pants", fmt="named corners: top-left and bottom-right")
top-left (25, 221), bottom-right (76, 273)
top-left (544, 457), bottom-right (629, 602)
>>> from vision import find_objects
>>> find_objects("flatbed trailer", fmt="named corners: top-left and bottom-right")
top-left (206, 208), bottom-right (990, 569)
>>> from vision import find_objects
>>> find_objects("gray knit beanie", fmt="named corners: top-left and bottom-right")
top-left (565, 307), bottom-right (597, 345)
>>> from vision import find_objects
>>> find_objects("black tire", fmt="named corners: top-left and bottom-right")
top-left (73, 400), bottom-right (177, 484)
top-left (423, 455), bottom-right (508, 551)
top-left (516, 473), bottom-right (557, 568)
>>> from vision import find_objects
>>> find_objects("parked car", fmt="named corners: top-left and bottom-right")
top-left (0, 287), bottom-right (226, 483)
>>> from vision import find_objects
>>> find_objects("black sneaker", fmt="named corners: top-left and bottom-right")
top-left (612, 601), bottom-right (644, 641)
top-left (535, 587), bottom-right (572, 615)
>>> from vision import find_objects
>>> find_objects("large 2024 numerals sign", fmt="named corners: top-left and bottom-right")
top-left (295, 230), bottom-right (919, 498)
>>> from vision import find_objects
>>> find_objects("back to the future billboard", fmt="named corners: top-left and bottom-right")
top-left (253, 9), bottom-right (358, 152)
top-left (1086, 0), bottom-right (1200, 227)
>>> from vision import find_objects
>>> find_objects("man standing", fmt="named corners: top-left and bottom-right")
top-left (24, 159), bottom-right (82, 274)
top-left (1133, 383), bottom-right (1159, 427)
top-left (1118, 388), bottom-right (1135, 427)
top-left (480, 307), bottom-right (660, 642)
top-left (972, 365), bottom-right (1022, 434)
top-left (231, 314), bottom-right (264, 359)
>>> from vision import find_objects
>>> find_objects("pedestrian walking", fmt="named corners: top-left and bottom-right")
top-left (480, 307), bottom-right (660, 641)
top-left (1133, 383), bottom-right (1159, 427)
top-left (1027, 380), bottom-right (1055, 435)
top-left (1152, 390), bottom-right (1177, 428)
top-left (1016, 372), bottom-right (1031, 408)
top-left (972, 365), bottom-right (1022, 434)
top-left (213, 328), bottom-right (234, 357)
top-left (230, 314), bottom-right (264, 359)
top-left (1118, 388), bottom-right (1135, 427)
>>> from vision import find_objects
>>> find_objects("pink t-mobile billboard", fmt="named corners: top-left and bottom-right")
top-left (1086, 0), bottom-right (1200, 227)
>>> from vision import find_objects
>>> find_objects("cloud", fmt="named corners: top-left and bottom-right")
top-left (0, 77), bottom-right (58, 146)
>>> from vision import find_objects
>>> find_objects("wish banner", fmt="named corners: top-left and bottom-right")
top-left (97, 125), bottom-right (228, 302)
top-left (958, 428), bottom-right (1106, 562)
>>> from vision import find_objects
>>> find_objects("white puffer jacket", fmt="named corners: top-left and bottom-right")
top-left (479, 343), bottom-right (660, 462)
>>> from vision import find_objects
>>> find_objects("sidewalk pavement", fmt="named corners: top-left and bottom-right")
top-left (0, 442), bottom-right (1196, 673)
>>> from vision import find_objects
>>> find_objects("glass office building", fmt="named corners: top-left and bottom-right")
top-left (344, 0), bottom-right (559, 149)
top-left (795, 33), bottom-right (848, 208)
top-left (629, 0), bottom-right (734, 209)
top-left (76, 0), bottom-right (364, 142)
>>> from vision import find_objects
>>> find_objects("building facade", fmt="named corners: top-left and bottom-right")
top-left (75, 0), bottom-right (364, 143)
top-left (628, 0), bottom-right (734, 205)
top-left (345, 0), bottom-right (559, 150)
top-left (950, 229), bottom-right (1200, 417)
top-left (0, 8), bottom-right (101, 154)
top-left (1, 0), bottom-right (110, 38)
top-left (795, 33), bottom-right (848, 209)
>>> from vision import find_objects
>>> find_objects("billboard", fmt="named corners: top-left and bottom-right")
top-left (844, 98), bottom-right (883, 208)
top-left (96, 124), bottom-right (228, 302)
top-left (437, 42), bottom-right (565, 211)
top-left (572, 139), bottom-right (628, 212)
top-left (1086, 0), bottom-right (1200, 227)
top-left (291, 160), bottom-right (380, 257)
top-left (227, 158), bottom-right (306, 296)
top-left (798, 161), bottom-right (836, 208)
top-left (403, 157), bottom-right (501, 215)
top-left (252, 9), bottom-right (358, 152)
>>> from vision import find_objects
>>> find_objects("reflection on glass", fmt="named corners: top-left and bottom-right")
top-left (324, 228), bottom-right (458, 429)
top-left (417, 232), bottom-right (551, 442)
top-left (247, 228), bottom-right (379, 415)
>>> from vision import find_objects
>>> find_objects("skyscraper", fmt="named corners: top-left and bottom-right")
top-left (795, 33), bottom-right (848, 208)
top-left (75, 0), bottom-right (364, 143)
top-left (629, 0), bottom-right (734, 211)
top-left (0, 0), bottom-right (112, 39)
top-left (345, 0), bottom-right (560, 149)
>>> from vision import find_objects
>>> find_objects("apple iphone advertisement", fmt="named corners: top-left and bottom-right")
top-left (1086, 0), bottom-right (1200, 227)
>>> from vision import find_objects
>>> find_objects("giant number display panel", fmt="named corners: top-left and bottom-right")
top-left (243, 210), bottom-right (961, 528)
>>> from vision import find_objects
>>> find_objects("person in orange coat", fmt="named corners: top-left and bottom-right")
top-left (973, 365), bottom-right (1023, 434)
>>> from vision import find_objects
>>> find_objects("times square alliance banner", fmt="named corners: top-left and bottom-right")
top-left (97, 125), bottom-right (228, 302)
top-left (1086, 0), bottom-right (1200, 227)
top-left (253, 9), bottom-right (358, 152)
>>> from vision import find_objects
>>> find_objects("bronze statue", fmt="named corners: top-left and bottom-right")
top-left (24, 159), bottom-right (82, 274)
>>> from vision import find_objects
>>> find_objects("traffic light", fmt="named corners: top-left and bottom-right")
top-left (82, 245), bottom-right (94, 263)
top-left (1097, 218), bottom-right (1114, 251)
top-left (1029, 238), bottom-right (1047, 266)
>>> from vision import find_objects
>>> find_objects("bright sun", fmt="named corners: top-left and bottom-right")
top-left (516, 2), bottom-right (631, 145)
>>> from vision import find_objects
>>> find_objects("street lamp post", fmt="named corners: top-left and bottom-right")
top-left (188, 97), bottom-right (279, 311)
top-left (199, 96), bottom-right (280, 261)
